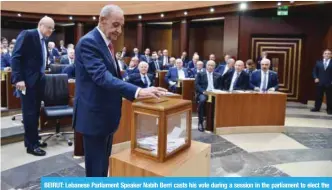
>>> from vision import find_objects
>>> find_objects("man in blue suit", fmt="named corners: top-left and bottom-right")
top-left (148, 51), bottom-right (163, 75)
top-left (250, 58), bottom-right (279, 92)
top-left (1, 42), bottom-right (14, 70)
top-left (215, 58), bottom-right (235, 76)
top-left (47, 41), bottom-right (60, 64)
top-left (60, 48), bottom-right (74, 65)
top-left (165, 58), bottom-right (190, 92)
top-left (221, 60), bottom-right (250, 91)
top-left (312, 49), bottom-right (332, 114)
top-left (140, 48), bottom-right (151, 63)
top-left (190, 60), bottom-right (205, 78)
top-left (187, 54), bottom-right (199, 69)
top-left (74, 5), bottom-right (166, 177)
top-left (127, 61), bottom-right (154, 88)
top-left (123, 56), bottom-right (139, 79)
top-left (11, 16), bottom-right (55, 156)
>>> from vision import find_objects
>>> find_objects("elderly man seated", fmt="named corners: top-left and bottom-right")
top-left (165, 58), bottom-right (190, 92)
top-left (127, 61), bottom-right (154, 88)
top-left (123, 56), bottom-right (139, 78)
top-left (60, 48), bottom-right (75, 65)
top-left (190, 60), bottom-right (205, 78)
top-left (250, 58), bottom-right (279, 92)
top-left (163, 57), bottom-right (176, 70)
top-left (221, 60), bottom-right (250, 91)
top-left (215, 58), bottom-right (235, 76)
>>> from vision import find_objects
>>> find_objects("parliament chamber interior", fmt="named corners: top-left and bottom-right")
top-left (1, 1), bottom-right (332, 188)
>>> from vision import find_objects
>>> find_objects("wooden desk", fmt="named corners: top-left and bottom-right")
top-left (1, 71), bottom-right (21, 110)
top-left (177, 78), bottom-right (197, 112)
top-left (205, 91), bottom-right (287, 134)
top-left (1, 79), bottom-right (7, 107)
top-left (74, 93), bottom-right (182, 156)
top-left (110, 140), bottom-right (210, 177)
top-left (155, 70), bottom-right (168, 89)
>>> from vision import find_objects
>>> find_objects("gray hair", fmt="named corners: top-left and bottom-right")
top-left (197, 61), bottom-right (204, 65)
top-left (138, 61), bottom-right (149, 68)
top-left (261, 58), bottom-right (271, 65)
top-left (67, 48), bottom-right (75, 54)
top-left (175, 58), bottom-right (183, 64)
top-left (206, 60), bottom-right (216, 66)
top-left (99, 5), bottom-right (124, 18)
top-left (227, 58), bottom-right (235, 64)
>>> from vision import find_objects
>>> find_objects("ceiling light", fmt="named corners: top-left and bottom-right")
top-left (239, 2), bottom-right (248, 10)
top-left (184, 11), bottom-right (188, 16)
top-left (17, 13), bottom-right (21, 17)
top-left (161, 13), bottom-right (164, 18)
top-left (290, 1), bottom-right (294, 3)
top-left (138, 15), bottom-right (142, 19)
top-left (69, 16), bottom-right (73, 20)
top-left (92, 16), bottom-right (96, 20)
top-left (277, 2), bottom-right (282, 6)
top-left (210, 8), bottom-right (215, 13)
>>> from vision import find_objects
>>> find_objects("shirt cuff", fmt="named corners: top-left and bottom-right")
top-left (135, 87), bottom-right (141, 99)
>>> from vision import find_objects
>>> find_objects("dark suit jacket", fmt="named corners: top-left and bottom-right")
top-left (187, 60), bottom-right (195, 69)
top-left (1, 53), bottom-right (11, 69)
top-left (60, 57), bottom-right (72, 65)
top-left (48, 48), bottom-right (60, 64)
top-left (190, 68), bottom-right (206, 78)
top-left (73, 27), bottom-right (138, 136)
top-left (127, 73), bottom-right (154, 88)
top-left (148, 59), bottom-right (163, 74)
top-left (62, 64), bottom-right (75, 79)
top-left (195, 71), bottom-right (222, 94)
top-left (160, 56), bottom-right (170, 66)
top-left (11, 29), bottom-right (47, 88)
top-left (123, 66), bottom-right (139, 78)
top-left (140, 54), bottom-right (151, 63)
top-left (250, 70), bottom-right (279, 90)
top-left (221, 70), bottom-right (250, 91)
top-left (59, 46), bottom-right (67, 55)
top-left (165, 67), bottom-right (190, 84)
top-left (312, 59), bottom-right (332, 87)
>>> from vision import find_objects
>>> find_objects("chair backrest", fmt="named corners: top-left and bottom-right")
top-left (44, 74), bottom-right (69, 107)
top-left (50, 64), bottom-right (67, 74)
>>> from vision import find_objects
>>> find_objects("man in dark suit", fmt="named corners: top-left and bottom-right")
top-left (215, 54), bottom-right (230, 72)
top-left (1, 42), bottom-right (14, 70)
top-left (62, 63), bottom-right (75, 79)
top-left (60, 48), bottom-right (74, 65)
top-left (59, 40), bottom-right (67, 55)
top-left (215, 58), bottom-right (235, 76)
top-left (221, 60), bottom-right (250, 91)
top-left (190, 60), bottom-right (205, 78)
top-left (160, 49), bottom-right (170, 67)
top-left (120, 47), bottom-right (128, 58)
top-left (312, 49), bottom-right (332, 114)
top-left (127, 61), bottom-right (154, 88)
top-left (11, 16), bottom-right (55, 156)
top-left (244, 59), bottom-right (257, 78)
top-left (140, 48), bottom-right (151, 63)
top-left (74, 5), bottom-right (166, 177)
top-left (180, 51), bottom-right (189, 66)
top-left (163, 57), bottom-right (175, 70)
top-left (256, 51), bottom-right (273, 70)
top-left (47, 41), bottom-right (60, 64)
top-left (123, 56), bottom-right (139, 78)
top-left (187, 54), bottom-right (199, 69)
top-left (195, 60), bottom-right (221, 132)
top-left (132, 47), bottom-right (140, 60)
top-left (115, 52), bottom-right (127, 71)
top-left (165, 58), bottom-right (190, 92)
top-left (148, 51), bottom-right (163, 75)
top-left (250, 58), bottom-right (279, 91)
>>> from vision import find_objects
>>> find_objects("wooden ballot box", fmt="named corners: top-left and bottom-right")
top-left (131, 97), bottom-right (192, 162)
top-left (205, 91), bottom-right (287, 134)
top-left (73, 93), bottom-right (182, 156)
top-left (177, 78), bottom-right (197, 112)
top-left (110, 140), bottom-right (211, 177)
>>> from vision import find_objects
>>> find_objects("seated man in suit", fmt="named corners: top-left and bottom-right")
top-left (195, 60), bottom-right (221, 132)
top-left (190, 61), bottom-right (205, 78)
top-left (47, 41), bottom-right (60, 64)
top-left (59, 40), bottom-right (67, 55)
top-left (148, 51), bottom-right (163, 75)
top-left (1, 42), bottom-right (14, 71)
top-left (215, 58), bottom-right (235, 76)
top-left (123, 56), bottom-right (139, 78)
top-left (165, 58), bottom-right (190, 92)
top-left (132, 48), bottom-right (140, 60)
top-left (221, 60), bottom-right (249, 91)
top-left (181, 51), bottom-right (189, 65)
top-left (60, 48), bottom-right (74, 65)
top-left (244, 59), bottom-right (257, 77)
top-left (256, 51), bottom-right (272, 70)
top-left (187, 54), bottom-right (199, 69)
top-left (163, 57), bottom-right (175, 70)
top-left (140, 48), bottom-right (151, 63)
top-left (115, 52), bottom-right (127, 71)
top-left (127, 61), bottom-right (154, 88)
top-left (120, 47), bottom-right (128, 58)
top-left (215, 54), bottom-right (230, 73)
top-left (250, 58), bottom-right (279, 91)
top-left (160, 49), bottom-right (170, 67)
top-left (62, 62), bottom-right (75, 80)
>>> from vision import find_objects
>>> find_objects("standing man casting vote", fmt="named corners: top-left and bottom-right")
top-left (11, 16), bottom-right (55, 156)
top-left (74, 5), bottom-right (166, 177)
top-left (312, 49), bottom-right (332, 114)
top-left (250, 58), bottom-right (278, 91)
top-left (195, 60), bottom-right (221, 132)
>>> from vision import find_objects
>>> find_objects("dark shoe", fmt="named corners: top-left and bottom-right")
top-left (311, 108), bottom-right (320, 112)
top-left (27, 147), bottom-right (46, 156)
top-left (38, 141), bottom-right (48, 148)
top-left (198, 123), bottom-right (205, 132)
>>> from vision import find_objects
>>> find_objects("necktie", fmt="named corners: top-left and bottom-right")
top-left (107, 43), bottom-right (119, 75)
top-left (155, 61), bottom-right (160, 70)
top-left (41, 38), bottom-right (46, 73)
top-left (262, 72), bottom-right (267, 91)
top-left (143, 75), bottom-right (148, 88)
top-left (230, 72), bottom-right (239, 91)
top-left (146, 55), bottom-right (150, 62)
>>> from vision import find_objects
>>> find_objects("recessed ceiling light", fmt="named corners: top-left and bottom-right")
top-left (138, 15), bottom-right (142, 19)
top-left (277, 2), bottom-right (282, 6)
top-left (239, 2), bottom-right (248, 10)
top-left (161, 13), bottom-right (164, 18)
top-left (17, 13), bottom-right (22, 17)
top-left (92, 16), bottom-right (96, 20)
top-left (184, 11), bottom-right (188, 16)
top-left (210, 8), bottom-right (215, 13)
top-left (69, 16), bottom-right (73, 20)
top-left (290, 1), bottom-right (294, 3)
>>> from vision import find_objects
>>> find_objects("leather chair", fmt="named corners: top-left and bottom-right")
top-left (39, 74), bottom-right (74, 146)
top-left (49, 64), bottom-right (67, 74)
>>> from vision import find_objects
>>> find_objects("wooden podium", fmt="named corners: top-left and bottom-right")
top-left (110, 141), bottom-right (210, 176)
top-left (205, 91), bottom-right (287, 134)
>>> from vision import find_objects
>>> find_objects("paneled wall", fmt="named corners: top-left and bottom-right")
top-left (123, 23), bottom-right (137, 54)
top-left (145, 24), bottom-right (173, 56)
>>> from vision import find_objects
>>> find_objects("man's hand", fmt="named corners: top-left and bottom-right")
top-left (4, 67), bottom-right (11, 72)
top-left (68, 79), bottom-right (75, 83)
top-left (138, 87), bottom-right (168, 99)
top-left (254, 87), bottom-right (260, 91)
top-left (268, 88), bottom-right (275, 92)
top-left (16, 81), bottom-right (26, 91)
top-left (314, 78), bottom-right (319, 83)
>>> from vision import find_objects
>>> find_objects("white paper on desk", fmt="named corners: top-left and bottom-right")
top-left (212, 89), bottom-right (228, 94)
top-left (168, 127), bottom-right (184, 139)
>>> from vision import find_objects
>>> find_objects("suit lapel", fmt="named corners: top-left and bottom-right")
top-left (34, 29), bottom-right (43, 65)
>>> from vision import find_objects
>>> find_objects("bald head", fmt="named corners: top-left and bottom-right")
top-left (227, 58), bottom-right (235, 69)
top-left (98, 5), bottom-right (124, 41)
top-left (234, 60), bottom-right (245, 73)
top-left (38, 16), bottom-right (55, 38)
top-left (206, 60), bottom-right (216, 73)
top-left (260, 58), bottom-right (271, 72)
top-left (197, 61), bottom-right (204, 70)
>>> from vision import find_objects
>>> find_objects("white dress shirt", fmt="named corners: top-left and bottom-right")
top-left (222, 65), bottom-right (229, 76)
top-left (37, 28), bottom-right (47, 69)
top-left (206, 71), bottom-right (214, 91)
top-left (140, 73), bottom-right (151, 87)
top-left (260, 70), bottom-right (269, 91)
top-left (163, 56), bottom-right (168, 65)
top-left (96, 27), bottom-right (141, 98)
top-left (324, 59), bottom-right (330, 70)
top-left (177, 68), bottom-right (185, 80)
top-left (229, 72), bottom-right (240, 91)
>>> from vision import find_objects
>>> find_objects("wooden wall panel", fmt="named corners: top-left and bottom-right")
top-left (238, 15), bottom-right (331, 103)
top-left (324, 26), bottom-right (332, 49)
top-left (172, 21), bottom-right (181, 58)
top-left (145, 24), bottom-right (173, 56)
top-left (124, 23), bottom-right (137, 55)
top-left (223, 15), bottom-right (239, 58)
